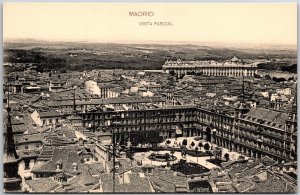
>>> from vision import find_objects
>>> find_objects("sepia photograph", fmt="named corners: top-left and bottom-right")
top-left (2, 2), bottom-right (298, 193)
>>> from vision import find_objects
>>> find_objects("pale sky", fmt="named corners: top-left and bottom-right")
top-left (3, 3), bottom-right (297, 45)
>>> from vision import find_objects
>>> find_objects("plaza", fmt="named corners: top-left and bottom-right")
top-left (133, 136), bottom-right (245, 170)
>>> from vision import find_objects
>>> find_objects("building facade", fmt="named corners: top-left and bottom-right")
top-left (79, 105), bottom-right (296, 163)
top-left (162, 58), bottom-right (258, 78)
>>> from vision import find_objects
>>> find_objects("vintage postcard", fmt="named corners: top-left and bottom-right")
top-left (3, 3), bottom-right (297, 193)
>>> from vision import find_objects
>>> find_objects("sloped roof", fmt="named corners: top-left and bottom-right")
top-left (54, 126), bottom-right (77, 140)
top-left (99, 172), bottom-right (152, 193)
top-left (39, 111), bottom-right (62, 118)
top-left (148, 169), bottom-right (188, 192)
top-left (32, 146), bottom-right (83, 174)
top-left (26, 178), bottom-right (59, 192)
top-left (107, 158), bottom-right (133, 173)
top-left (260, 156), bottom-right (277, 167)
top-left (89, 162), bottom-right (105, 175)
top-left (15, 133), bottom-right (44, 144)
top-left (245, 107), bottom-right (289, 127)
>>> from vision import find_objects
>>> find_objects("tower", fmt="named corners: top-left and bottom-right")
top-left (235, 65), bottom-right (249, 118)
top-left (3, 86), bottom-right (21, 191)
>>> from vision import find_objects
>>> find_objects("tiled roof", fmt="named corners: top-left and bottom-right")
top-left (89, 162), bottom-right (105, 175)
top-left (99, 172), bottom-right (152, 193)
top-left (118, 173), bottom-right (152, 192)
top-left (245, 108), bottom-right (289, 127)
top-left (32, 145), bottom-right (83, 174)
top-left (44, 131), bottom-right (75, 146)
top-left (54, 126), bottom-right (77, 140)
top-left (17, 149), bottom-right (42, 158)
top-left (47, 96), bottom-right (165, 107)
top-left (249, 171), bottom-right (296, 193)
top-left (148, 169), bottom-right (188, 192)
top-left (15, 133), bottom-right (44, 144)
top-left (37, 146), bottom-right (55, 161)
top-left (26, 178), bottom-right (60, 192)
top-left (39, 111), bottom-right (62, 118)
top-left (56, 168), bottom-right (100, 192)
top-left (107, 158), bottom-right (133, 173)
top-left (260, 156), bottom-right (277, 167)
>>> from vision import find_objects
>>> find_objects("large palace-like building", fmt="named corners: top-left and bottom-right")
top-left (162, 57), bottom-right (258, 78)
top-left (79, 103), bottom-right (297, 163)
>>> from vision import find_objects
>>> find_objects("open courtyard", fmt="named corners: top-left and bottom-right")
top-left (133, 136), bottom-right (246, 170)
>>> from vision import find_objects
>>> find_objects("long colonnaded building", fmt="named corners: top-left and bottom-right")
top-left (162, 57), bottom-right (258, 78)
top-left (78, 103), bottom-right (297, 163)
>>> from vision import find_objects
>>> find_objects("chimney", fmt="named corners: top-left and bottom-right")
top-left (79, 138), bottom-right (84, 146)
top-left (56, 160), bottom-right (63, 171)
top-left (72, 162), bottom-right (78, 171)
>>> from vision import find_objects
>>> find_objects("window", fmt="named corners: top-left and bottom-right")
top-left (25, 146), bottom-right (29, 149)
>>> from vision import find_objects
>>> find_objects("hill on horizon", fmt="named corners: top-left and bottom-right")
top-left (3, 40), bottom-right (297, 72)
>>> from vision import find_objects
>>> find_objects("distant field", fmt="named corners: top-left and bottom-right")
top-left (3, 40), bottom-right (297, 72)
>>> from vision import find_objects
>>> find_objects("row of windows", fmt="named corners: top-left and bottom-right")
top-left (216, 132), bottom-right (292, 153)
top-left (84, 109), bottom-right (290, 141)
top-left (216, 127), bottom-right (292, 148)
top-left (16, 144), bottom-right (40, 150)
top-left (82, 109), bottom-right (196, 119)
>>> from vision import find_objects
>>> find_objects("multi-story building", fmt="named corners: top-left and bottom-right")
top-left (31, 110), bottom-right (62, 127)
top-left (79, 105), bottom-right (296, 163)
top-left (162, 57), bottom-right (258, 78)
top-left (47, 96), bottom-right (166, 112)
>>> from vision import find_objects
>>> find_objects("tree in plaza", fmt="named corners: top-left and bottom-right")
top-left (204, 143), bottom-right (210, 151)
top-left (195, 147), bottom-right (199, 162)
top-left (166, 140), bottom-right (171, 145)
top-left (170, 150), bottom-right (175, 157)
top-left (224, 153), bottom-right (230, 162)
top-left (149, 153), bottom-right (156, 165)
top-left (165, 152), bottom-right (170, 160)
top-left (198, 142), bottom-right (203, 150)
top-left (182, 139), bottom-right (188, 146)
top-left (213, 147), bottom-right (222, 160)
top-left (191, 141), bottom-right (195, 147)
top-left (150, 153), bottom-right (156, 158)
